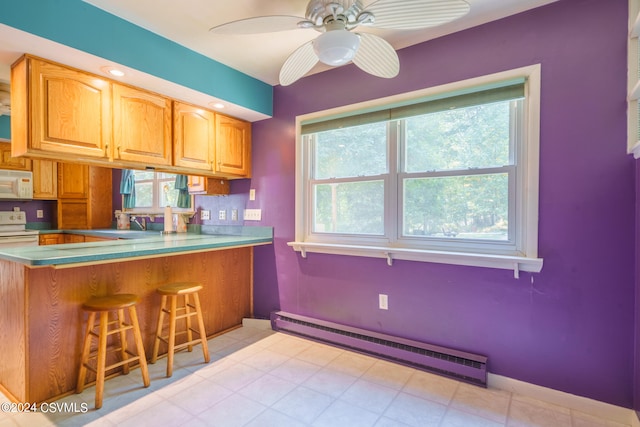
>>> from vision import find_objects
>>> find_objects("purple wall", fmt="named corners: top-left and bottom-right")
top-left (251, 0), bottom-right (634, 408)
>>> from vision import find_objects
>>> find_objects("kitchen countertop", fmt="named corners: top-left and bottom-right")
top-left (0, 229), bottom-right (273, 267)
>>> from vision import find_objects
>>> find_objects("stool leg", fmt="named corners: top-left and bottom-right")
top-left (184, 294), bottom-right (193, 352)
top-left (192, 293), bottom-right (210, 363)
top-left (117, 309), bottom-right (130, 375)
top-left (128, 306), bottom-right (150, 388)
top-left (76, 312), bottom-right (96, 394)
top-left (166, 295), bottom-right (177, 377)
top-left (95, 311), bottom-right (109, 409)
top-left (151, 295), bottom-right (167, 364)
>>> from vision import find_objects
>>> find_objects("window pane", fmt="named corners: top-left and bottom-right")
top-left (403, 174), bottom-right (509, 241)
top-left (134, 182), bottom-right (152, 208)
top-left (405, 101), bottom-right (512, 173)
top-left (159, 179), bottom-right (179, 207)
top-left (158, 172), bottom-right (177, 180)
top-left (135, 171), bottom-right (155, 181)
top-left (314, 122), bottom-right (388, 179)
top-left (313, 181), bottom-right (384, 235)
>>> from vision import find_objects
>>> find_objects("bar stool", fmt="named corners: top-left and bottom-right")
top-left (76, 294), bottom-right (150, 409)
top-left (150, 282), bottom-right (210, 377)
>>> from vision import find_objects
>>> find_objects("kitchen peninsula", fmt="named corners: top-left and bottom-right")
top-left (0, 229), bottom-right (272, 403)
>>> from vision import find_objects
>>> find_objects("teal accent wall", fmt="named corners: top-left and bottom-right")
top-left (0, 0), bottom-right (272, 116)
top-left (0, 116), bottom-right (9, 140)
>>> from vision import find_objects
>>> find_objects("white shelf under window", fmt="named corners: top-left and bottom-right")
top-left (288, 241), bottom-right (543, 278)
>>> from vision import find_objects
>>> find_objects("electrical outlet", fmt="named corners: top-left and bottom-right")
top-left (379, 294), bottom-right (388, 310)
top-left (243, 209), bottom-right (262, 221)
top-left (200, 210), bottom-right (210, 220)
top-left (231, 209), bottom-right (238, 221)
top-left (36, 209), bottom-right (44, 218)
top-left (218, 210), bottom-right (226, 220)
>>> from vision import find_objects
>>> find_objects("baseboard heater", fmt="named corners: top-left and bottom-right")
top-left (270, 311), bottom-right (487, 387)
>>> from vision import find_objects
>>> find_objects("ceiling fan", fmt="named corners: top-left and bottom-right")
top-left (210, 0), bottom-right (470, 86)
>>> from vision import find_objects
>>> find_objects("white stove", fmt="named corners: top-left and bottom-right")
top-left (0, 211), bottom-right (39, 247)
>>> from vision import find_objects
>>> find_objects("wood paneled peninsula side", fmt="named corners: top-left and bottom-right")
top-left (0, 230), bottom-right (272, 403)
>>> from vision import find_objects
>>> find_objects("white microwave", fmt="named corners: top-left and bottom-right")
top-left (0, 170), bottom-right (33, 200)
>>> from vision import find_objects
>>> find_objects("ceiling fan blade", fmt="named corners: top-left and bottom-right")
top-left (279, 41), bottom-right (319, 86)
top-left (364, 0), bottom-right (470, 30)
top-left (209, 15), bottom-right (305, 34)
top-left (353, 33), bottom-right (399, 79)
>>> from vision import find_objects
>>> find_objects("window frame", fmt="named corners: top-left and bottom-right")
top-left (288, 65), bottom-right (543, 277)
top-left (123, 171), bottom-right (193, 215)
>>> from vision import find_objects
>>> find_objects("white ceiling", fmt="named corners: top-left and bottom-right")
top-left (0, 0), bottom-right (559, 121)
top-left (81, 0), bottom-right (559, 86)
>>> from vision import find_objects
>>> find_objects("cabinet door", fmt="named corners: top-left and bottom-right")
top-left (32, 160), bottom-right (57, 199)
top-left (39, 234), bottom-right (63, 245)
top-left (215, 114), bottom-right (251, 178)
top-left (173, 102), bottom-right (215, 171)
top-left (57, 163), bottom-right (88, 199)
top-left (27, 58), bottom-right (112, 159)
top-left (0, 142), bottom-right (31, 170)
top-left (188, 176), bottom-right (229, 195)
top-left (63, 233), bottom-right (86, 243)
top-left (188, 175), bottom-right (205, 193)
top-left (58, 201), bottom-right (88, 229)
top-left (113, 84), bottom-right (172, 166)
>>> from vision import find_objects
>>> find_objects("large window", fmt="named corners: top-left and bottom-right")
top-left (290, 66), bottom-right (542, 275)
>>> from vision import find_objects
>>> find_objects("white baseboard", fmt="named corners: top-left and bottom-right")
top-left (489, 373), bottom-right (635, 426)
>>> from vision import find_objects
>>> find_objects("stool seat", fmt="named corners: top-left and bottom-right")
top-left (77, 293), bottom-right (150, 409)
top-left (151, 282), bottom-right (210, 377)
top-left (156, 282), bottom-right (203, 296)
top-left (82, 294), bottom-right (139, 311)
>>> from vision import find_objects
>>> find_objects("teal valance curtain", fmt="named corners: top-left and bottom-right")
top-left (120, 169), bottom-right (136, 209)
top-left (175, 175), bottom-right (191, 209)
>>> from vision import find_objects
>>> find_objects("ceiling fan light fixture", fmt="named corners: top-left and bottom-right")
top-left (313, 29), bottom-right (360, 66)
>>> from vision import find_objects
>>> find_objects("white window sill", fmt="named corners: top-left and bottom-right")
top-left (287, 241), bottom-right (543, 278)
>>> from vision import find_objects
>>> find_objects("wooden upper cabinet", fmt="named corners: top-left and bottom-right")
top-left (173, 101), bottom-right (215, 171)
top-left (0, 142), bottom-right (31, 170)
top-left (10, 55), bottom-right (253, 178)
top-left (11, 55), bottom-right (112, 160)
top-left (215, 114), bottom-right (251, 178)
top-left (112, 84), bottom-right (172, 166)
top-left (32, 159), bottom-right (57, 200)
top-left (188, 175), bottom-right (229, 195)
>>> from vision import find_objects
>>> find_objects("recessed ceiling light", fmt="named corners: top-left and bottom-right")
top-left (209, 102), bottom-right (225, 109)
top-left (101, 66), bottom-right (125, 77)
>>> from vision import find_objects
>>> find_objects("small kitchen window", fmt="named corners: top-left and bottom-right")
top-left (123, 171), bottom-right (192, 214)
top-left (289, 65), bottom-right (543, 276)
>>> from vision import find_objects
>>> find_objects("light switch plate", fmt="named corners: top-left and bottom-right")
top-left (200, 210), bottom-right (210, 220)
top-left (244, 209), bottom-right (262, 221)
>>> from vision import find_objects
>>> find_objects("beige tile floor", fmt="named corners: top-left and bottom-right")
top-left (0, 325), bottom-right (631, 427)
